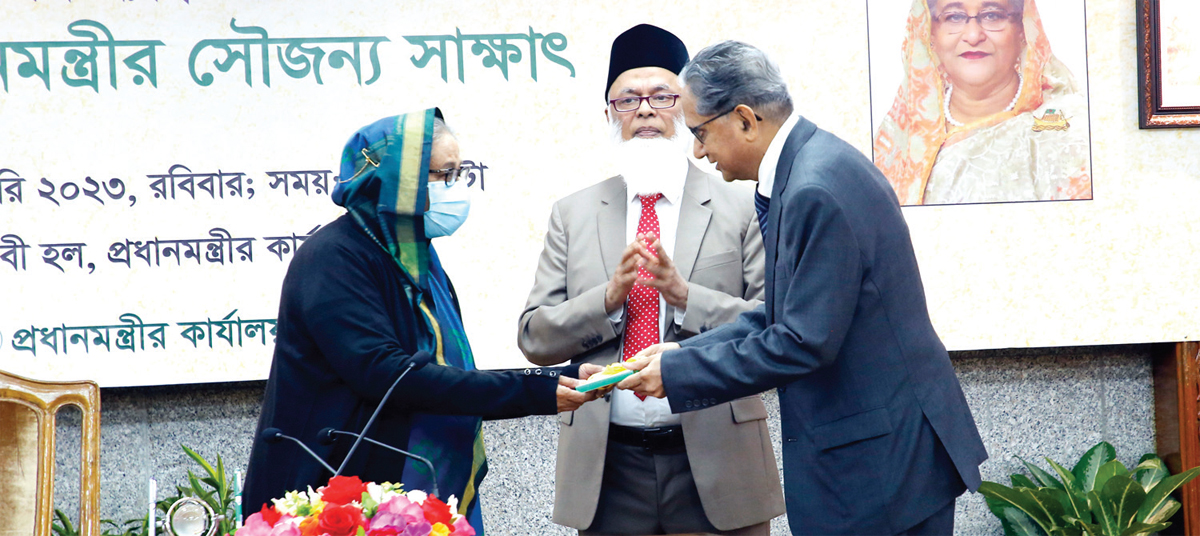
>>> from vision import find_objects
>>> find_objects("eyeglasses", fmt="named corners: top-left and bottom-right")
top-left (428, 166), bottom-right (465, 187)
top-left (608, 93), bottom-right (680, 112)
top-left (687, 106), bottom-right (737, 145)
top-left (934, 10), bottom-right (1018, 33)
top-left (429, 160), bottom-right (488, 189)
top-left (688, 106), bottom-right (762, 145)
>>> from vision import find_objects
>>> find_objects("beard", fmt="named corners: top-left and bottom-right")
top-left (609, 115), bottom-right (692, 197)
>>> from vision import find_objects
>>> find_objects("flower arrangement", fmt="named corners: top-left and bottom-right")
top-left (237, 475), bottom-right (475, 536)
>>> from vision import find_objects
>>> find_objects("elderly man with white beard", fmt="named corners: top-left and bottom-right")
top-left (517, 24), bottom-right (784, 536)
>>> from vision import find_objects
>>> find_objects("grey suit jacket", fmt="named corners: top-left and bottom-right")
top-left (518, 163), bottom-right (785, 531)
top-left (664, 118), bottom-right (988, 535)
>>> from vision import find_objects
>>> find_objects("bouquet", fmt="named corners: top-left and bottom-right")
top-left (237, 475), bottom-right (476, 536)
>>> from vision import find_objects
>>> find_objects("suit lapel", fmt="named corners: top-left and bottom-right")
top-left (764, 117), bottom-right (819, 321)
top-left (597, 177), bottom-right (627, 280)
top-left (673, 164), bottom-right (712, 280)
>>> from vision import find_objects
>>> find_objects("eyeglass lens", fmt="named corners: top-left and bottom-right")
top-left (937, 10), bottom-right (1014, 33)
top-left (611, 94), bottom-right (679, 112)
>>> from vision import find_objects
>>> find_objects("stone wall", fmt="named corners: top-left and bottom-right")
top-left (48, 344), bottom-right (1161, 535)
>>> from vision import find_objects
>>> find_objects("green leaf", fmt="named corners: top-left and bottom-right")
top-left (1087, 490), bottom-right (1120, 536)
top-left (1119, 521), bottom-right (1172, 536)
top-left (1026, 488), bottom-right (1068, 533)
top-left (1065, 517), bottom-right (1101, 536)
top-left (187, 470), bottom-right (216, 505)
top-left (1019, 456), bottom-right (1066, 490)
top-left (361, 491), bottom-right (379, 518)
top-left (216, 453), bottom-right (228, 498)
top-left (182, 444), bottom-right (219, 480)
top-left (981, 482), bottom-right (1056, 534)
top-left (1047, 458), bottom-right (1080, 491)
top-left (1130, 458), bottom-right (1168, 493)
top-left (1046, 487), bottom-right (1090, 525)
top-left (1013, 474), bottom-right (1040, 489)
top-left (1073, 442), bottom-right (1117, 493)
top-left (1092, 460), bottom-right (1128, 499)
top-left (1138, 466), bottom-right (1200, 523)
top-left (52, 509), bottom-right (77, 536)
top-left (987, 496), bottom-right (1050, 536)
top-left (1140, 497), bottom-right (1180, 526)
top-left (1099, 475), bottom-right (1145, 532)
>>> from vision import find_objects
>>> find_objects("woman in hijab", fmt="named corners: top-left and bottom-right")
top-left (243, 109), bottom-right (599, 532)
top-left (874, 0), bottom-right (1092, 205)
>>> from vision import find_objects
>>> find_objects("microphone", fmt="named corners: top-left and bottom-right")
top-left (333, 351), bottom-right (435, 479)
top-left (260, 427), bottom-right (337, 475)
top-left (317, 428), bottom-right (439, 499)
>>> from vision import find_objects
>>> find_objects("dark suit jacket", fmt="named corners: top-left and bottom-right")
top-left (243, 214), bottom-right (575, 516)
top-left (663, 118), bottom-right (988, 535)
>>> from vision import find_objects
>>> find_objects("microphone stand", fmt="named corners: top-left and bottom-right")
top-left (260, 428), bottom-right (337, 475)
top-left (334, 360), bottom-right (418, 477)
top-left (321, 429), bottom-right (439, 499)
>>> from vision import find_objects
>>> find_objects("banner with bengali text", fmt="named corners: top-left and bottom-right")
top-left (2, 0), bottom-right (1198, 386)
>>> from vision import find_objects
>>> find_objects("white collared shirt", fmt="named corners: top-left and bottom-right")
top-left (607, 171), bottom-right (687, 428)
top-left (756, 112), bottom-right (802, 199)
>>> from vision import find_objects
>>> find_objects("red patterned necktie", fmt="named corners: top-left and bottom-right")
top-left (622, 193), bottom-right (663, 401)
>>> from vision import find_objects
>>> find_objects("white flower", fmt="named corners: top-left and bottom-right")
top-left (379, 482), bottom-right (404, 502)
top-left (272, 490), bottom-right (310, 516)
top-left (407, 489), bottom-right (427, 504)
top-left (367, 482), bottom-right (385, 504)
top-left (447, 495), bottom-right (459, 514)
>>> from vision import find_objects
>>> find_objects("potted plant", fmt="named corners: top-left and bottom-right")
top-left (979, 441), bottom-right (1200, 535)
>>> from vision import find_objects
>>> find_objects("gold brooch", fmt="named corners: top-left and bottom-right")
top-left (1032, 109), bottom-right (1070, 132)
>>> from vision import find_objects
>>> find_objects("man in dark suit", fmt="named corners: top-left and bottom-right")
top-left (519, 26), bottom-right (783, 535)
top-left (619, 40), bottom-right (988, 535)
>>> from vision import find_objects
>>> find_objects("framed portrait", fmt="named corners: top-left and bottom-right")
top-left (866, 0), bottom-right (1094, 206)
top-left (1137, 0), bottom-right (1200, 128)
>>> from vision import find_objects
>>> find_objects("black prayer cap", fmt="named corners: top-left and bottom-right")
top-left (606, 24), bottom-right (689, 101)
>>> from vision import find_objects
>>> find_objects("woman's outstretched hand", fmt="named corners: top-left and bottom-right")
top-left (555, 363), bottom-right (605, 412)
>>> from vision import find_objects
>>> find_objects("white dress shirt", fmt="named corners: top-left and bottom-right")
top-left (756, 112), bottom-right (801, 199)
top-left (608, 166), bottom-right (688, 428)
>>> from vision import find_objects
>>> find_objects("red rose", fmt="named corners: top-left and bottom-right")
top-left (366, 528), bottom-right (401, 536)
top-left (317, 503), bottom-right (365, 536)
top-left (260, 504), bottom-right (282, 527)
top-left (421, 495), bottom-right (453, 526)
top-left (321, 475), bottom-right (369, 505)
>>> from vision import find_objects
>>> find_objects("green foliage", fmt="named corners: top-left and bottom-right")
top-left (51, 512), bottom-right (149, 536)
top-left (51, 445), bottom-right (239, 536)
top-left (162, 444), bottom-right (239, 536)
top-left (51, 509), bottom-right (78, 536)
top-left (981, 441), bottom-right (1200, 536)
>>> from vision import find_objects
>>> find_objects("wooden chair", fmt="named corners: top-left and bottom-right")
top-left (0, 370), bottom-right (100, 536)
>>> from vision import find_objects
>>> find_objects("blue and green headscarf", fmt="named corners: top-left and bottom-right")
top-left (332, 109), bottom-right (488, 525)
top-left (332, 109), bottom-right (436, 289)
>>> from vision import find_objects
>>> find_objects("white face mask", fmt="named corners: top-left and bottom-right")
top-left (424, 179), bottom-right (472, 238)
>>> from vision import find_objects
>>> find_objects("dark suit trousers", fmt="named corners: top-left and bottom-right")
top-left (580, 440), bottom-right (769, 536)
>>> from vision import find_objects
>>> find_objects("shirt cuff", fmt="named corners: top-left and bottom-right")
top-left (674, 307), bottom-right (686, 326)
top-left (608, 306), bottom-right (624, 324)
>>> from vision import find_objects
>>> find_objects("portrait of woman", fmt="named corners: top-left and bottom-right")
top-left (872, 0), bottom-right (1093, 206)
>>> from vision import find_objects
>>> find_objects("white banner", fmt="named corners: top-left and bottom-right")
top-left (1, 0), bottom-right (1198, 386)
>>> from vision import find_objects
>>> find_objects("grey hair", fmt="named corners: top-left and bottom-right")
top-left (432, 117), bottom-right (455, 143)
top-left (679, 41), bottom-right (793, 123)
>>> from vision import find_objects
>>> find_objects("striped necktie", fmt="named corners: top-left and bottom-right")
top-left (754, 190), bottom-right (770, 240)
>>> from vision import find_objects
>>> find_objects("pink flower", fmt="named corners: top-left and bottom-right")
top-left (237, 513), bottom-right (301, 536)
top-left (452, 516), bottom-right (476, 536)
top-left (368, 496), bottom-right (430, 534)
